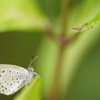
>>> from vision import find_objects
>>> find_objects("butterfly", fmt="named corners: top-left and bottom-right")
top-left (0, 54), bottom-right (39, 95)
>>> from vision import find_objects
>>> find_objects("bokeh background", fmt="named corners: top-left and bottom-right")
top-left (0, 0), bottom-right (100, 100)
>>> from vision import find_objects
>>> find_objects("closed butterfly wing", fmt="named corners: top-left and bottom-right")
top-left (0, 64), bottom-right (31, 95)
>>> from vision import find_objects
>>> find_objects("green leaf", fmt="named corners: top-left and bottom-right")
top-left (68, 0), bottom-right (100, 35)
top-left (13, 76), bottom-right (42, 100)
top-left (0, 0), bottom-right (48, 32)
top-left (59, 27), bottom-right (100, 97)
top-left (34, 37), bottom-right (59, 97)
top-left (81, 13), bottom-right (100, 31)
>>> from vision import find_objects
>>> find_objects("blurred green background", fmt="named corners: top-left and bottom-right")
top-left (0, 0), bottom-right (100, 100)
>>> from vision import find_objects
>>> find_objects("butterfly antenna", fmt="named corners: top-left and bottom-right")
top-left (29, 53), bottom-right (40, 67)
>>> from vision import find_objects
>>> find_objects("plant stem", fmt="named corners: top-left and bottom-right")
top-left (47, 45), bottom-right (65, 100)
top-left (61, 0), bottom-right (69, 36)
top-left (47, 0), bottom-right (69, 100)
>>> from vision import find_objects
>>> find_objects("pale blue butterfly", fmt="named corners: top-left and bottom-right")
top-left (0, 54), bottom-right (39, 95)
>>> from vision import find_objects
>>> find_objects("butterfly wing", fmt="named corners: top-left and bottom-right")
top-left (0, 64), bottom-right (29, 95)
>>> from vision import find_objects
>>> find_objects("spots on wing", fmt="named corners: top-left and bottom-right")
top-left (0, 65), bottom-right (33, 95)
top-left (2, 70), bottom-right (5, 73)
top-left (0, 85), bottom-right (10, 94)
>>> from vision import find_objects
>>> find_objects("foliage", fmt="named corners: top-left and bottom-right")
top-left (0, 0), bottom-right (99, 100)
